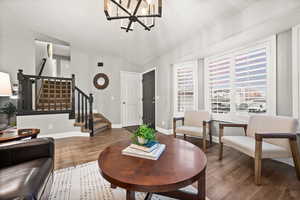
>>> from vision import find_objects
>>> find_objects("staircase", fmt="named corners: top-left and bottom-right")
top-left (74, 113), bottom-right (111, 134)
top-left (17, 70), bottom-right (111, 136)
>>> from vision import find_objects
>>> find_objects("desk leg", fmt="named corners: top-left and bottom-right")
top-left (126, 190), bottom-right (135, 200)
top-left (197, 170), bottom-right (206, 200)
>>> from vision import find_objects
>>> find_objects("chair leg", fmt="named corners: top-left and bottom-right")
top-left (209, 122), bottom-right (213, 146)
top-left (203, 128), bottom-right (207, 152)
top-left (255, 140), bottom-right (262, 185)
top-left (202, 138), bottom-right (206, 152)
top-left (219, 143), bottom-right (223, 160)
top-left (289, 140), bottom-right (300, 180)
top-left (183, 134), bottom-right (186, 140)
top-left (219, 127), bottom-right (223, 160)
top-left (173, 130), bottom-right (176, 138)
top-left (254, 156), bottom-right (262, 185)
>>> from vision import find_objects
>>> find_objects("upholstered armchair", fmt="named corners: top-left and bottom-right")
top-left (173, 111), bottom-right (212, 151)
top-left (219, 115), bottom-right (300, 185)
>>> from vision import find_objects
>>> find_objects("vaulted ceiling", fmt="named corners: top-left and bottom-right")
top-left (0, 0), bottom-right (284, 65)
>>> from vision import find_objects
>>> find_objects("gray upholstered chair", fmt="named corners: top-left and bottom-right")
top-left (219, 115), bottom-right (300, 185)
top-left (173, 111), bottom-right (212, 151)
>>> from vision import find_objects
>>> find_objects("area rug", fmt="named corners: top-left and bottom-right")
top-left (49, 161), bottom-right (209, 200)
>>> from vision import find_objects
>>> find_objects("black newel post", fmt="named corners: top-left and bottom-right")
top-left (70, 74), bottom-right (76, 119)
top-left (17, 69), bottom-right (24, 114)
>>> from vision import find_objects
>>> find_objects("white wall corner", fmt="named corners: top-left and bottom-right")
top-left (112, 124), bottom-right (122, 128)
top-left (292, 24), bottom-right (300, 119)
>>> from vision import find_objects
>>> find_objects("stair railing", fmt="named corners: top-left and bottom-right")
top-left (38, 58), bottom-right (47, 77)
top-left (17, 69), bottom-right (73, 114)
top-left (17, 69), bottom-right (94, 136)
top-left (74, 87), bottom-right (94, 136)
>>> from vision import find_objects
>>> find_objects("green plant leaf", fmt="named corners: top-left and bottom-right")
top-left (133, 124), bottom-right (156, 142)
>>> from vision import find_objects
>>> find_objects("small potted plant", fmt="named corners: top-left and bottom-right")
top-left (132, 124), bottom-right (156, 145)
top-left (0, 102), bottom-right (17, 127)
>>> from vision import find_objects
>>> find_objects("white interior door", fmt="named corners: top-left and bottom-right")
top-left (121, 71), bottom-right (141, 127)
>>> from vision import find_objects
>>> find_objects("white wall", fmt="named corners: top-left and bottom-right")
top-left (17, 114), bottom-right (80, 135)
top-left (143, 1), bottom-right (300, 131)
top-left (0, 14), bottom-right (142, 133)
top-left (69, 47), bottom-right (143, 125)
top-left (0, 15), bottom-right (35, 83)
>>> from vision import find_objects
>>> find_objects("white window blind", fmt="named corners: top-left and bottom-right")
top-left (174, 61), bottom-right (198, 116)
top-left (205, 36), bottom-right (276, 121)
top-left (235, 48), bottom-right (268, 114)
top-left (208, 57), bottom-right (231, 114)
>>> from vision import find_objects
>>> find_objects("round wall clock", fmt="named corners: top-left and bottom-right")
top-left (93, 73), bottom-right (109, 89)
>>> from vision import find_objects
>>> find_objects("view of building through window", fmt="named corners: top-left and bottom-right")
top-left (207, 44), bottom-right (270, 116)
top-left (208, 57), bottom-right (231, 114)
top-left (235, 47), bottom-right (267, 114)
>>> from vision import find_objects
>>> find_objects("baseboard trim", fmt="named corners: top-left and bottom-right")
top-left (156, 127), bottom-right (173, 135)
top-left (112, 124), bottom-right (122, 128)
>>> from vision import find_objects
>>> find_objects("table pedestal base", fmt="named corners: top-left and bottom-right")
top-left (126, 172), bottom-right (206, 200)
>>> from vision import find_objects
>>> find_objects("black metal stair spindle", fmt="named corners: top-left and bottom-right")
top-left (77, 92), bottom-right (81, 123)
top-left (89, 93), bottom-right (94, 137)
top-left (81, 95), bottom-right (84, 123)
top-left (85, 98), bottom-right (88, 129)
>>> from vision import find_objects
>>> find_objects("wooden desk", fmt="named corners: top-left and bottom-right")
top-left (0, 128), bottom-right (40, 143)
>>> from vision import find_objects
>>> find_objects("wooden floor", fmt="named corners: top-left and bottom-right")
top-left (54, 128), bottom-right (300, 200)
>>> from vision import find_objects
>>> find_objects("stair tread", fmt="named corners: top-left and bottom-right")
top-left (81, 123), bottom-right (108, 132)
top-left (94, 122), bottom-right (109, 129)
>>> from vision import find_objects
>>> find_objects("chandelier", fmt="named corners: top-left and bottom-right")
top-left (104, 0), bottom-right (162, 32)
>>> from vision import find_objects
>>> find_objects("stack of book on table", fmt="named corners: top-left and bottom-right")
top-left (122, 141), bottom-right (166, 160)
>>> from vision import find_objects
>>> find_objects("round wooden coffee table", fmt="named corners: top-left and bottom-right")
top-left (98, 135), bottom-right (207, 200)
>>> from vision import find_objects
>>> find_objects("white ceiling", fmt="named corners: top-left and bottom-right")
top-left (0, 0), bottom-right (265, 65)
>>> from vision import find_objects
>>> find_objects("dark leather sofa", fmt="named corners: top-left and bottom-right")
top-left (0, 138), bottom-right (54, 200)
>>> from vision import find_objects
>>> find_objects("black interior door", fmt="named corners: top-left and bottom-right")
top-left (142, 70), bottom-right (155, 128)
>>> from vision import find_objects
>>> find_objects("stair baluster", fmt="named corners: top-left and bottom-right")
top-left (81, 95), bottom-right (84, 123)
top-left (74, 87), bottom-right (94, 136)
top-left (89, 94), bottom-right (94, 136)
top-left (77, 92), bottom-right (81, 122)
top-left (85, 98), bottom-right (88, 129)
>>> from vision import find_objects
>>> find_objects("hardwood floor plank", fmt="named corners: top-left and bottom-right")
top-left (53, 129), bottom-right (300, 200)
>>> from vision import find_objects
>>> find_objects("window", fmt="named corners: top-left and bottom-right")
top-left (173, 61), bottom-right (198, 116)
top-left (207, 56), bottom-right (231, 114)
top-left (205, 36), bottom-right (276, 121)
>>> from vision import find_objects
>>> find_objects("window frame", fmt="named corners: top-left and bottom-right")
top-left (292, 24), bottom-right (300, 121)
top-left (204, 36), bottom-right (277, 122)
top-left (173, 60), bottom-right (199, 117)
